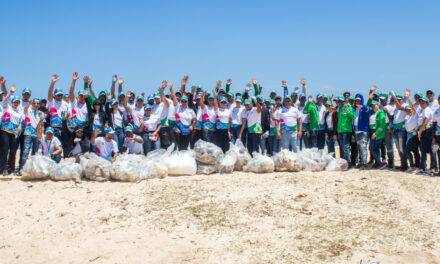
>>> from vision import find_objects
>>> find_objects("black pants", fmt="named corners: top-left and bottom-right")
top-left (178, 133), bottom-right (191, 150)
top-left (420, 128), bottom-right (433, 171)
top-left (317, 129), bottom-right (326, 150)
top-left (160, 126), bottom-right (176, 150)
top-left (18, 134), bottom-right (25, 170)
top-left (0, 130), bottom-right (19, 173)
top-left (247, 132), bottom-right (261, 155)
top-left (350, 133), bottom-right (358, 166)
top-left (215, 129), bottom-right (230, 153)
top-left (191, 129), bottom-right (203, 149)
top-left (406, 135), bottom-right (420, 168)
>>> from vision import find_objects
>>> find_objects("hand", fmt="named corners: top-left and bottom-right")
top-left (118, 78), bottom-right (124, 85)
top-left (332, 135), bottom-right (337, 141)
top-left (300, 78), bottom-right (306, 85)
top-left (371, 85), bottom-right (378, 91)
top-left (141, 92), bottom-right (145, 97)
top-left (372, 133), bottom-right (376, 140)
top-left (228, 131), bottom-right (232, 140)
top-left (181, 75), bottom-right (189, 86)
top-left (0, 76), bottom-right (5, 85)
top-left (94, 130), bottom-right (100, 138)
top-left (112, 74), bottom-right (118, 83)
top-left (281, 80), bottom-right (287, 87)
top-left (404, 89), bottom-right (410, 99)
top-left (252, 79), bottom-right (257, 85)
top-left (297, 131), bottom-right (302, 139)
top-left (418, 131), bottom-right (422, 139)
top-left (238, 133), bottom-right (242, 140)
top-left (160, 80), bottom-right (167, 90)
top-left (10, 84), bottom-right (16, 93)
top-left (226, 79), bottom-right (232, 85)
top-left (189, 125), bottom-right (194, 131)
top-left (51, 74), bottom-right (60, 84)
top-left (276, 132), bottom-right (281, 140)
top-left (72, 72), bottom-right (79, 81)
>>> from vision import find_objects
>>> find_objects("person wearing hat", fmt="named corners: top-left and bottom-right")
top-left (0, 88), bottom-right (25, 175)
top-left (353, 93), bottom-right (370, 168)
top-left (198, 92), bottom-right (217, 143)
top-left (47, 74), bottom-right (69, 139)
top-left (417, 95), bottom-right (435, 174)
top-left (122, 125), bottom-right (144, 154)
top-left (392, 93), bottom-right (409, 171)
top-left (68, 72), bottom-right (88, 131)
top-left (172, 93), bottom-right (196, 151)
top-left (315, 93), bottom-right (327, 150)
top-left (139, 104), bottom-right (161, 154)
top-left (66, 126), bottom-right (90, 162)
top-left (275, 96), bottom-right (302, 153)
top-left (433, 95), bottom-right (440, 176)
top-left (108, 98), bottom-right (128, 152)
top-left (91, 127), bottom-right (118, 161)
top-left (369, 100), bottom-right (387, 169)
top-left (20, 87), bottom-right (32, 110)
top-left (239, 97), bottom-right (263, 154)
top-left (297, 93), bottom-right (310, 150)
top-left (323, 100), bottom-right (338, 156)
top-left (37, 126), bottom-right (62, 163)
top-left (88, 99), bottom-right (106, 135)
top-left (230, 96), bottom-right (246, 144)
top-left (403, 98), bottom-right (421, 171)
top-left (302, 96), bottom-right (320, 149)
top-left (17, 98), bottom-right (44, 175)
top-left (213, 96), bottom-right (231, 152)
top-left (267, 99), bottom-right (280, 155)
top-left (336, 94), bottom-right (355, 164)
top-left (426, 90), bottom-right (439, 112)
top-left (190, 93), bottom-right (204, 148)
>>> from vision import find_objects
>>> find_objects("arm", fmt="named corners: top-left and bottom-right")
top-left (225, 79), bottom-right (232, 93)
top-left (169, 81), bottom-right (178, 106)
top-left (180, 75), bottom-right (188, 95)
top-left (110, 74), bottom-right (117, 99)
top-left (52, 145), bottom-right (62, 157)
top-left (297, 116), bottom-right (303, 138)
top-left (252, 79), bottom-right (260, 95)
top-left (214, 80), bottom-right (222, 94)
top-left (0, 76), bottom-right (7, 95)
top-left (134, 135), bottom-right (144, 144)
top-left (90, 130), bottom-right (100, 145)
top-left (160, 80), bottom-right (170, 107)
top-left (48, 74), bottom-right (59, 101)
top-left (37, 122), bottom-right (44, 140)
top-left (255, 98), bottom-right (262, 113)
top-left (282, 80), bottom-right (288, 99)
top-left (300, 78), bottom-right (307, 95)
top-left (69, 72), bottom-right (79, 102)
top-left (117, 77), bottom-right (124, 96)
top-left (239, 118), bottom-right (247, 138)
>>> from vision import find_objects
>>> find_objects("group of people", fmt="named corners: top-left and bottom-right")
top-left (0, 73), bottom-right (439, 176)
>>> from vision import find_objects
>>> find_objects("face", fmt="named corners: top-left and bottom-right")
top-left (105, 133), bottom-right (114, 140)
top-left (22, 92), bottom-right (30, 100)
top-left (154, 97), bottom-right (161, 104)
top-left (219, 101), bottom-right (227, 108)
top-left (112, 103), bottom-right (118, 110)
top-left (181, 100), bottom-right (188, 107)
top-left (126, 131), bottom-right (133, 138)
top-left (56, 94), bottom-right (63, 101)
top-left (136, 100), bottom-right (144, 108)
top-left (300, 97), bottom-right (306, 104)
top-left (245, 104), bottom-right (252, 110)
top-left (427, 93), bottom-right (433, 100)
top-left (355, 99), bottom-right (361, 106)
top-left (40, 101), bottom-right (47, 108)
top-left (325, 104), bottom-right (332, 110)
top-left (284, 100), bottom-right (292, 107)
top-left (145, 109), bottom-right (151, 116)
top-left (372, 104), bottom-right (379, 111)
top-left (75, 130), bottom-right (83, 138)
top-left (118, 96), bottom-right (125, 103)
top-left (317, 97), bottom-right (324, 104)
top-left (13, 101), bottom-right (20, 108)
top-left (208, 98), bottom-right (214, 106)
top-left (32, 100), bottom-right (40, 109)
top-left (78, 94), bottom-right (85, 102)
top-left (235, 101), bottom-right (241, 107)
top-left (420, 100), bottom-right (428, 109)
top-left (94, 104), bottom-right (101, 111)
top-left (46, 132), bottom-right (54, 140)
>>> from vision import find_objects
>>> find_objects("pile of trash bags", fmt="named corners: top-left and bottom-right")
top-left (20, 140), bottom-right (348, 183)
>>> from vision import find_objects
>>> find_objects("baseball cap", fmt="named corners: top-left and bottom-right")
top-left (46, 127), bottom-right (55, 134)
top-left (22, 88), bottom-right (32, 95)
top-left (54, 88), bottom-right (63, 95)
top-left (136, 95), bottom-right (145, 101)
top-left (181, 95), bottom-right (189, 101)
top-left (243, 99), bottom-right (252, 105)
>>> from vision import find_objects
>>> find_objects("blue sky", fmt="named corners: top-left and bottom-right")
top-left (1, 0), bottom-right (439, 98)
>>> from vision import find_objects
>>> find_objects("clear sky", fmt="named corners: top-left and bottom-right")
top-left (1, 0), bottom-right (439, 98)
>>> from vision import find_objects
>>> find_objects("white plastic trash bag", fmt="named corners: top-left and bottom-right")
top-left (50, 162), bottom-right (82, 182)
top-left (80, 152), bottom-right (112, 181)
top-left (229, 140), bottom-right (251, 171)
top-left (21, 155), bottom-right (56, 181)
top-left (325, 158), bottom-right (349, 171)
top-left (243, 152), bottom-right (275, 173)
top-left (111, 154), bottom-right (145, 182)
top-left (218, 148), bottom-right (237, 174)
top-left (141, 160), bottom-right (168, 179)
top-left (196, 162), bottom-right (218, 175)
top-left (194, 140), bottom-right (224, 165)
top-left (162, 150), bottom-right (197, 176)
top-left (272, 150), bottom-right (304, 172)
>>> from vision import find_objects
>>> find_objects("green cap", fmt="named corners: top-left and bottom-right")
top-left (243, 99), bottom-right (252, 105)
top-left (235, 96), bottom-right (242, 102)
top-left (125, 126), bottom-right (133, 132)
top-left (420, 96), bottom-right (429, 102)
top-left (325, 100), bottom-right (332, 106)
top-left (370, 100), bottom-right (380, 106)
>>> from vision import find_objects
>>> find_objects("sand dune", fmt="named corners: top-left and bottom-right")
top-left (1, 170), bottom-right (440, 263)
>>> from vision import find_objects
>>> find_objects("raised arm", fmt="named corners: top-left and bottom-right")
top-left (160, 80), bottom-right (169, 108)
top-left (169, 81), bottom-right (178, 106)
top-left (225, 79), bottom-right (232, 93)
top-left (300, 78), bottom-right (307, 95)
top-left (255, 98), bottom-right (262, 113)
top-left (282, 80), bottom-right (288, 99)
top-left (69, 72), bottom-right (79, 102)
top-left (0, 76), bottom-right (7, 95)
top-left (252, 79), bottom-right (260, 96)
top-left (117, 77), bottom-right (124, 96)
top-left (48, 74), bottom-right (59, 101)
top-left (110, 74), bottom-right (117, 99)
top-left (180, 75), bottom-right (189, 95)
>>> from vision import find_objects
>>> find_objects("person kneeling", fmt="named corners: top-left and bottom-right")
top-left (91, 127), bottom-right (118, 162)
top-left (37, 126), bottom-right (62, 163)
top-left (122, 126), bottom-right (144, 154)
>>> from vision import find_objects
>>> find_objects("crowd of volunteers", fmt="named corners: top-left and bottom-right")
top-left (0, 73), bottom-right (439, 176)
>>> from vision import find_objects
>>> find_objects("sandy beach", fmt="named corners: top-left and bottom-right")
top-left (1, 169), bottom-right (440, 264)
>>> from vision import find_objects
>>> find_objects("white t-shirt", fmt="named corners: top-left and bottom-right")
top-left (418, 107), bottom-right (433, 126)
top-left (93, 113), bottom-right (102, 126)
top-left (142, 115), bottom-right (160, 132)
top-left (429, 100), bottom-right (439, 112)
top-left (41, 135), bottom-right (62, 157)
top-left (216, 108), bottom-right (230, 126)
top-left (71, 99), bottom-right (88, 123)
top-left (123, 135), bottom-right (143, 154)
top-left (176, 105), bottom-right (196, 126)
top-left (231, 106), bottom-right (245, 126)
top-left (94, 137), bottom-right (118, 159)
top-left (393, 104), bottom-right (407, 124)
top-left (112, 109), bottom-right (124, 128)
top-left (326, 111), bottom-right (333, 129)
top-left (317, 105), bottom-right (326, 126)
top-left (48, 99), bottom-right (69, 127)
top-left (405, 114), bottom-right (419, 132)
top-left (245, 107), bottom-right (262, 134)
top-left (0, 104), bottom-right (24, 134)
top-left (23, 108), bottom-right (42, 136)
top-left (275, 106), bottom-right (300, 129)
top-left (369, 112), bottom-right (377, 126)
top-left (434, 108), bottom-right (440, 135)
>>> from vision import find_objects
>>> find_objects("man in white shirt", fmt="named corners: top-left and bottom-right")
top-left (418, 96), bottom-right (434, 173)
top-left (122, 126), bottom-right (144, 154)
top-left (91, 128), bottom-right (119, 162)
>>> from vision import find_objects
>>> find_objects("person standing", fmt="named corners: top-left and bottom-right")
top-left (324, 100), bottom-right (338, 156)
top-left (417, 96), bottom-right (434, 174)
top-left (239, 98), bottom-right (263, 155)
top-left (337, 96), bottom-right (355, 164)
top-left (275, 97), bottom-right (302, 152)
top-left (370, 100), bottom-right (387, 169)
top-left (353, 94), bottom-right (370, 169)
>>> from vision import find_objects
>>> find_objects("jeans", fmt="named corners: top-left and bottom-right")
top-left (355, 132), bottom-right (368, 165)
top-left (0, 130), bottom-right (19, 173)
top-left (230, 125), bottom-right (244, 144)
top-left (385, 129), bottom-right (394, 167)
top-left (317, 129), bottom-right (326, 150)
top-left (247, 132), bottom-right (261, 155)
top-left (202, 129), bottom-right (215, 143)
top-left (114, 127), bottom-right (125, 153)
top-left (325, 130), bottom-right (336, 157)
top-left (338, 132), bottom-right (351, 163)
top-left (281, 130), bottom-right (298, 153)
top-left (371, 138), bottom-right (383, 164)
top-left (18, 135), bottom-right (40, 171)
top-left (406, 134), bottom-right (420, 168)
top-left (393, 129), bottom-right (408, 169)
top-left (260, 135), bottom-right (267, 155)
top-left (51, 153), bottom-right (62, 163)
top-left (140, 132), bottom-right (160, 155)
top-left (420, 128), bottom-right (433, 171)
top-left (268, 135), bottom-right (280, 155)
